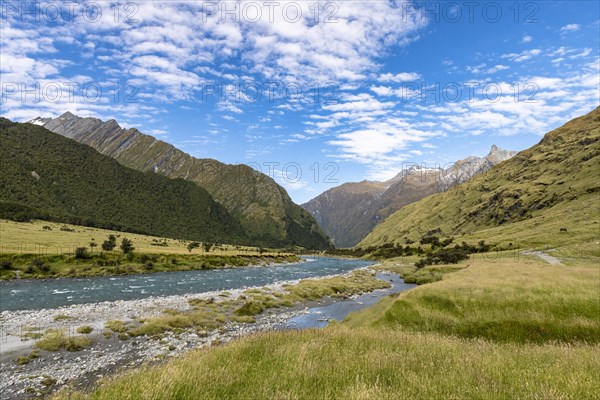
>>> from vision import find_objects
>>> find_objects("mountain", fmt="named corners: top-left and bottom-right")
top-left (29, 112), bottom-right (331, 249)
top-left (0, 119), bottom-right (247, 244)
top-left (302, 146), bottom-right (517, 247)
top-left (359, 107), bottom-right (600, 248)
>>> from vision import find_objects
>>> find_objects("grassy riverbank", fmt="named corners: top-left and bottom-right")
top-left (0, 220), bottom-right (302, 279)
top-left (55, 252), bottom-right (600, 399)
top-left (0, 252), bottom-right (300, 280)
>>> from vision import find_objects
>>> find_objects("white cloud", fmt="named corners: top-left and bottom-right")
top-left (521, 35), bottom-right (533, 43)
top-left (378, 72), bottom-right (421, 83)
top-left (501, 49), bottom-right (542, 62)
top-left (486, 65), bottom-right (510, 74)
top-left (560, 24), bottom-right (581, 33)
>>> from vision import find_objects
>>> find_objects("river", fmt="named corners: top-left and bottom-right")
top-left (0, 256), bottom-right (373, 311)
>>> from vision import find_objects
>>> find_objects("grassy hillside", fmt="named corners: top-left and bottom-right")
top-left (0, 119), bottom-right (246, 244)
top-left (0, 219), bottom-right (281, 255)
top-left (0, 220), bottom-right (299, 279)
top-left (55, 255), bottom-right (600, 399)
top-left (359, 107), bottom-right (600, 252)
top-left (39, 113), bottom-right (332, 249)
top-left (303, 146), bottom-right (516, 248)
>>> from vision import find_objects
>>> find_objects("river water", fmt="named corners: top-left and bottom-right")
top-left (0, 257), bottom-right (374, 312)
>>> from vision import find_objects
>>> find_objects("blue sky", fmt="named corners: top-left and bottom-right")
top-left (1, 1), bottom-right (598, 203)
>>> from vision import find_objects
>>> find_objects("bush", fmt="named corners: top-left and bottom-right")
top-left (0, 260), bottom-right (13, 270)
top-left (75, 247), bottom-right (89, 259)
top-left (120, 238), bottom-right (134, 254)
top-left (31, 258), bottom-right (44, 267)
top-left (187, 242), bottom-right (200, 252)
top-left (102, 235), bottom-right (117, 251)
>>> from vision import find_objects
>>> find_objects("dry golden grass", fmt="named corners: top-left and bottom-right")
top-left (53, 255), bottom-right (600, 399)
top-left (0, 219), bottom-right (280, 255)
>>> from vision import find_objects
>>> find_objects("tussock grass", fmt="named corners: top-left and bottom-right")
top-left (76, 326), bottom-right (93, 334)
top-left (130, 309), bottom-right (225, 337)
top-left (130, 270), bottom-right (390, 335)
top-left (104, 320), bottom-right (129, 333)
top-left (347, 257), bottom-right (600, 344)
top-left (36, 330), bottom-right (93, 352)
top-left (374, 261), bottom-right (465, 284)
top-left (52, 256), bottom-right (600, 399)
top-left (55, 326), bottom-right (600, 400)
top-left (233, 270), bottom-right (390, 316)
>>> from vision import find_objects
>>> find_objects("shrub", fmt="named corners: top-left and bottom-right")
top-left (0, 260), bottom-right (13, 270)
top-left (120, 238), bottom-right (134, 254)
top-left (102, 235), bottom-right (117, 251)
top-left (74, 247), bottom-right (89, 259)
top-left (31, 258), bottom-right (44, 267)
top-left (187, 242), bottom-right (200, 252)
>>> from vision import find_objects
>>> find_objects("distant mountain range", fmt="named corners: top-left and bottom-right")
top-left (302, 146), bottom-right (517, 247)
top-left (0, 119), bottom-right (246, 244)
top-left (360, 107), bottom-right (600, 248)
top-left (28, 113), bottom-right (331, 250)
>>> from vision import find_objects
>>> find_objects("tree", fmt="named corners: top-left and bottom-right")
top-left (202, 242), bottom-right (213, 253)
top-left (75, 247), bottom-right (89, 259)
top-left (120, 238), bottom-right (134, 254)
top-left (187, 242), bottom-right (200, 253)
top-left (102, 235), bottom-right (117, 251)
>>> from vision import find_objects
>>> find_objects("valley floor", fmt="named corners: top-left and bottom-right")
top-left (0, 268), bottom-right (399, 398)
top-left (50, 251), bottom-right (600, 399)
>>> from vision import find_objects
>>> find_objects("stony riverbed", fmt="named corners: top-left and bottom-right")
top-left (0, 267), bottom-right (392, 399)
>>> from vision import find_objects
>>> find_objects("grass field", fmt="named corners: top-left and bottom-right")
top-left (54, 252), bottom-right (600, 399)
top-left (0, 220), bottom-right (299, 279)
top-left (0, 219), bottom-right (284, 255)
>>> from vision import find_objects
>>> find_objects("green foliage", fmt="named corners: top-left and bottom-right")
top-left (76, 325), bottom-right (93, 334)
top-left (101, 235), bottom-right (117, 251)
top-left (360, 108), bottom-right (600, 252)
top-left (120, 238), bottom-right (134, 254)
top-left (186, 242), bottom-right (200, 252)
top-left (74, 247), bottom-right (89, 259)
top-left (0, 119), bottom-right (248, 245)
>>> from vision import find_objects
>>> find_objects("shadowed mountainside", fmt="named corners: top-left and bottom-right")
top-left (0, 119), bottom-right (247, 244)
top-left (30, 113), bottom-right (331, 249)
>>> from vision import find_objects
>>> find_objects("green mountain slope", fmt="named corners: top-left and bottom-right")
top-left (32, 113), bottom-right (331, 249)
top-left (0, 119), bottom-right (247, 244)
top-left (303, 146), bottom-right (517, 247)
top-left (359, 107), bottom-right (600, 249)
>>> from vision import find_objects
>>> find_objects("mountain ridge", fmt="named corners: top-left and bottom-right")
top-left (0, 119), bottom-right (247, 244)
top-left (29, 113), bottom-right (332, 249)
top-left (302, 145), bottom-right (517, 247)
top-left (359, 107), bottom-right (600, 248)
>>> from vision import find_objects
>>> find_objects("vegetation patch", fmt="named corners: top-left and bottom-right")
top-left (104, 320), bottom-right (129, 333)
top-left (35, 330), bottom-right (93, 352)
top-left (76, 325), bottom-right (93, 334)
top-left (15, 350), bottom-right (39, 365)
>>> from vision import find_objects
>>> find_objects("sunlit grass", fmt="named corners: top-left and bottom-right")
top-left (54, 256), bottom-right (600, 399)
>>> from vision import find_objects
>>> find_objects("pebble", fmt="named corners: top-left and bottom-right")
top-left (0, 267), bottom-right (372, 399)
